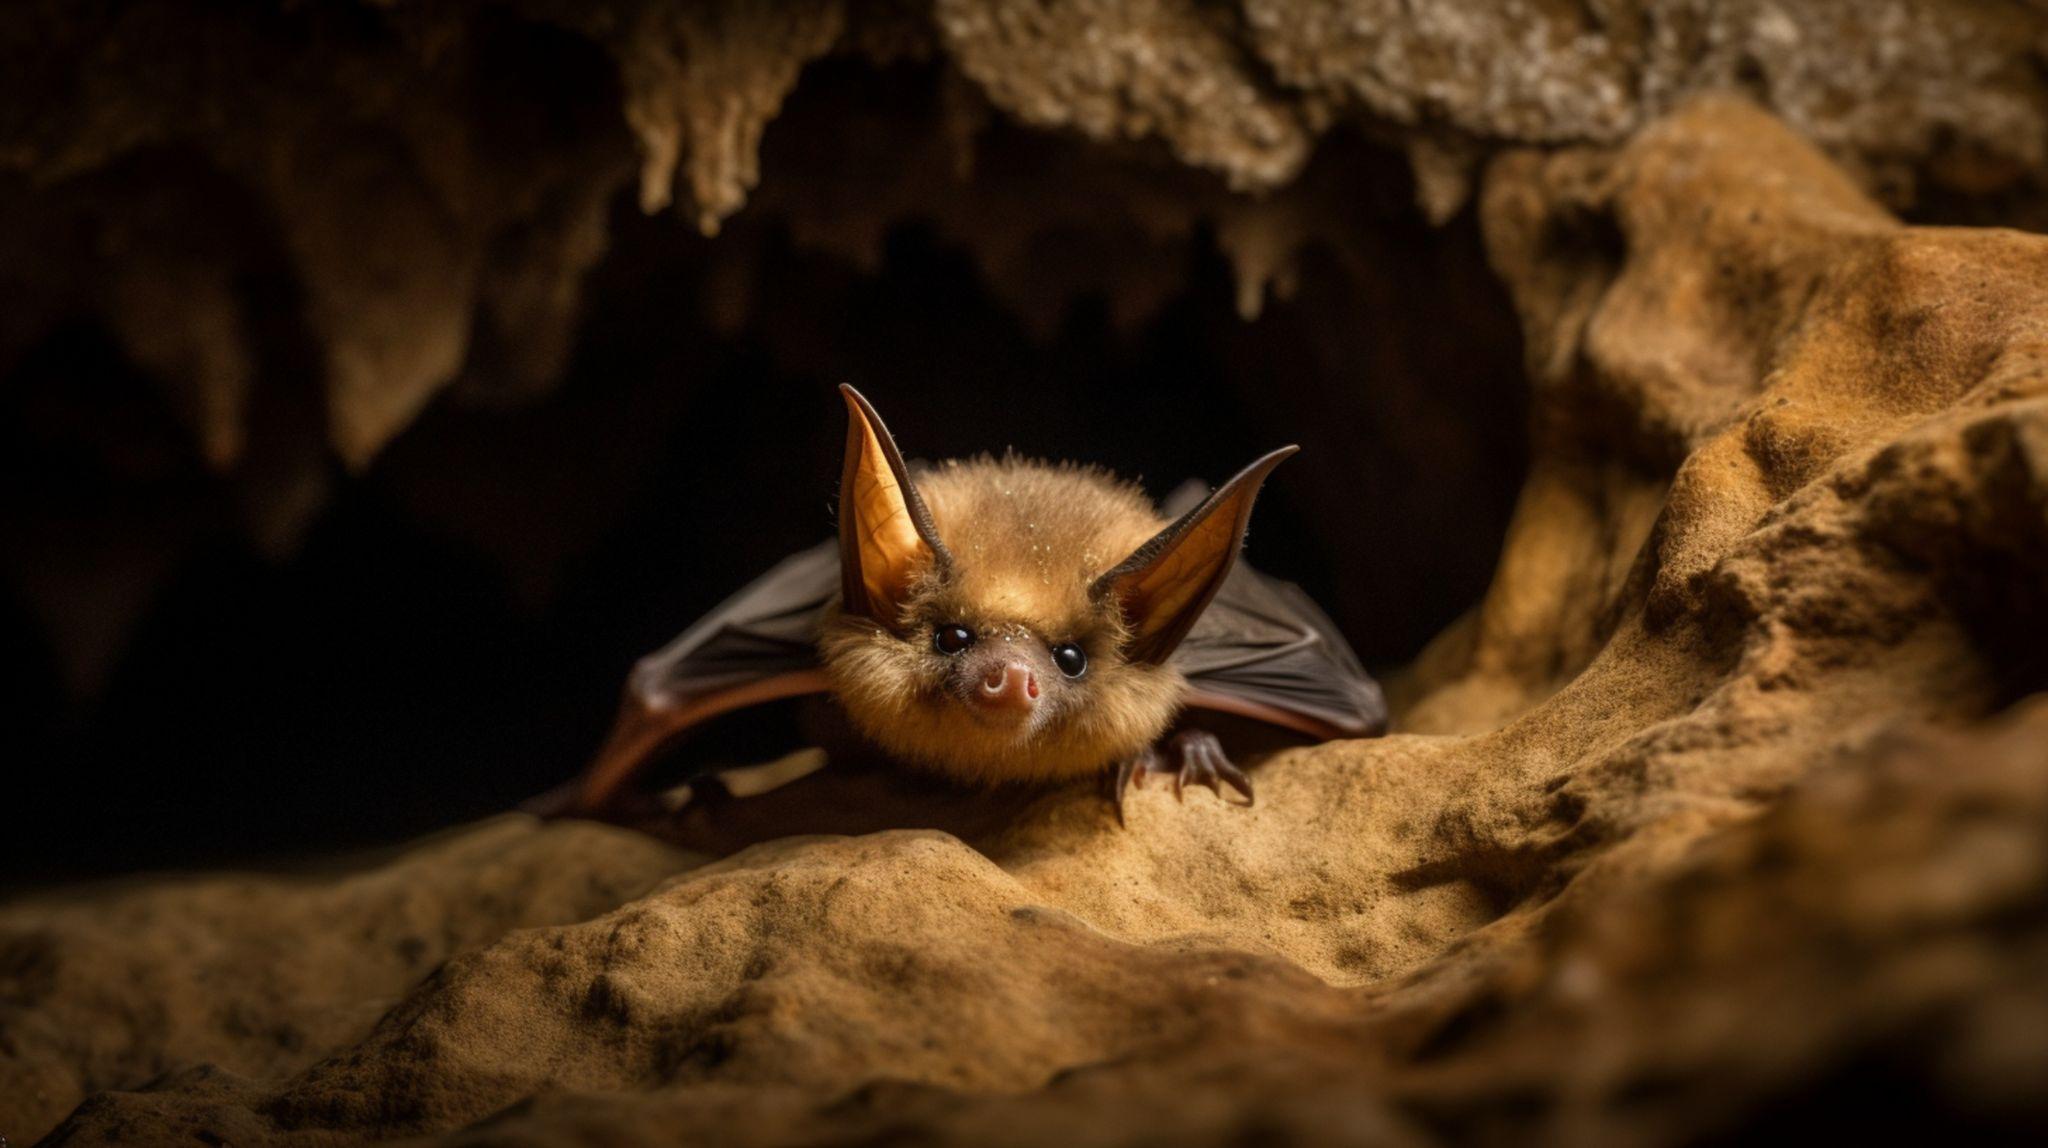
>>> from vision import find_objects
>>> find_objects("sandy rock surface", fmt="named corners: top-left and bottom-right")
top-left (7, 95), bottom-right (2048, 1145)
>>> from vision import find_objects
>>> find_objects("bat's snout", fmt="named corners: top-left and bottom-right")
top-left (971, 660), bottom-right (1039, 716)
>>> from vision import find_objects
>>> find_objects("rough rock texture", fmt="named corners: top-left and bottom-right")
top-left (7, 0), bottom-right (2048, 472)
top-left (8, 96), bottom-right (2048, 1145)
top-left (0, 821), bottom-right (695, 1142)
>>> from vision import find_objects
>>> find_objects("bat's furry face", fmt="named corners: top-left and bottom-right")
top-left (548, 387), bottom-right (1310, 819)
top-left (821, 458), bottom-right (1187, 785)
top-left (821, 387), bottom-right (1290, 787)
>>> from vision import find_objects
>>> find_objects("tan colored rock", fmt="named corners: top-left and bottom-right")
top-left (0, 819), bottom-right (693, 1141)
top-left (1242, 0), bottom-right (2048, 202)
top-left (935, 0), bottom-right (1312, 191)
top-left (555, 0), bottom-right (845, 234)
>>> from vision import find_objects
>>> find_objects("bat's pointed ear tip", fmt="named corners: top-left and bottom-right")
top-left (1246, 444), bottom-right (1299, 479)
top-left (839, 384), bottom-right (882, 426)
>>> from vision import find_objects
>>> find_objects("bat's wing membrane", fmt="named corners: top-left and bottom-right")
top-left (632, 540), bottom-right (838, 695)
top-left (540, 541), bottom-right (837, 816)
top-left (1175, 562), bottom-right (1388, 739)
top-left (1155, 479), bottom-right (1387, 740)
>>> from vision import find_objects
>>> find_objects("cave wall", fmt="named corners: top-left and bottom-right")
top-left (10, 0), bottom-right (2046, 478)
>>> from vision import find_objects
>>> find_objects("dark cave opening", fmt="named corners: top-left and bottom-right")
top-left (1, 61), bottom-right (1528, 883)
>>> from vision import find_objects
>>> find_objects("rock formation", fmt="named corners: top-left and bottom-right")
top-left (7, 85), bottom-right (2048, 1144)
top-left (9, 1), bottom-right (2048, 475)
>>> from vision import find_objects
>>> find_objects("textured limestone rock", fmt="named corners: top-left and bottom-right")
top-left (8, 1), bottom-right (2048, 473)
top-left (0, 819), bottom-right (693, 1142)
top-left (1, 2), bottom-right (635, 471)
top-left (7, 96), bottom-right (2048, 1145)
top-left (533, 0), bottom-right (846, 234)
top-left (934, 0), bottom-right (1313, 191)
top-left (1243, 0), bottom-right (2048, 198)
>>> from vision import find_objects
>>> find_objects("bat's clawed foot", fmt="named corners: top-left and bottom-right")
top-left (1169, 729), bottom-right (1255, 805)
top-left (1110, 729), bottom-right (1255, 825)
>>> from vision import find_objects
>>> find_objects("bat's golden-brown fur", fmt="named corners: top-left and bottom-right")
top-left (820, 455), bottom-right (1191, 785)
top-left (547, 388), bottom-right (1323, 822)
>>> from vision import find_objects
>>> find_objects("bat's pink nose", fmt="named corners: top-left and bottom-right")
top-left (975, 661), bottom-right (1039, 712)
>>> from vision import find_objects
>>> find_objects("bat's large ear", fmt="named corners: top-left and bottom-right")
top-left (838, 384), bottom-right (951, 628)
top-left (1092, 446), bottom-right (1297, 665)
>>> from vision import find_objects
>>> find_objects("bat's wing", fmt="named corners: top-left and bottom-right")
top-left (544, 481), bottom-right (1381, 819)
top-left (537, 540), bottom-right (838, 817)
top-left (1175, 562), bottom-right (1388, 739)
top-left (1157, 480), bottom-right (1388, 740)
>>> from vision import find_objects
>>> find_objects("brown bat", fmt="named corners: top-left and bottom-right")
top-left (544, 386), bottom-right (1385, 825)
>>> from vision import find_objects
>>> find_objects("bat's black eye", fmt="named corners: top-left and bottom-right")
top-left (1051, 642), bottom-right (1087, 678)
top-left (933, 624), bottom-right (975, 655)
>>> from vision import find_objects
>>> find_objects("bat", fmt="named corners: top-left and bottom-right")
top-left (542, 386), bottom-right (1386, 826)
